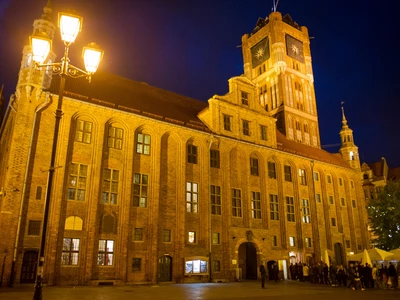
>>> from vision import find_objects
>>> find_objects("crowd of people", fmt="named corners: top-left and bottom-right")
top-left (288, 261), bottom-right (400, 290)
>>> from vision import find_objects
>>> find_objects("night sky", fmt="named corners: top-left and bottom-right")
top-left (1, 0), bottom-right (399, 167)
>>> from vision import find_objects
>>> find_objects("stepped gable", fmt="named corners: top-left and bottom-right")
top-left (276, 131), bottom-right (349, 168)
top-left (49, 71), bottom-right (209, 130)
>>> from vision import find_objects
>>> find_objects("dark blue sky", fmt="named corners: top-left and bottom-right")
top-left (1, 0), bottom-right (399, 167)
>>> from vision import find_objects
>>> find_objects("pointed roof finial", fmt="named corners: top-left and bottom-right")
top-left (41, 0), bottom-right (53, 21)
top-left (341, 101), bottom-right (348, 126)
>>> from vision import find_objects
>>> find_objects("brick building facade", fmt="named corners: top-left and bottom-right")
top-left (0, 3), bottom-right (369, 286)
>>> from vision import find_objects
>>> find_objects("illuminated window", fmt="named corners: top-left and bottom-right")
top-left (102, 168), bottom-right (119, 204)
top-left (107, 126), bottom-right (123, 149)
top-left (68, 163), bottom-right (88, 201)
top-left (210, 185), bottom-right (221, 215)
top-left (305, 237), bottom-right (311, 247)
top-left (186, 182), bottom-right (198, 213)
top-left (232, 189), bottom-right (242, 217)
top-left (188, 231), bottom-right (196, 243)
top-left (98, 239), bottom-right (114, 266)
top-left (133, 173), bottom-right (148, 207)
top-left (299, 169), bottom-right (307, 185)
top-left (61, 238), bottom-right (80, 265)
top-left (302, 199), bottom-right (311, 223)
top-left (289, 236), bottom-right (296, 247)
top-left (251, 191), bottom-right (261, 219)
top-left (185, 258), bottom-right (208, 274)
top-left (136, 133), bottom-right (151, 155)
top-left (75, 120), bottom-right (92, 144)
top-left (350, 151), bottom-right (354, 160)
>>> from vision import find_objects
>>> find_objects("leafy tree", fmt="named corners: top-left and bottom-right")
top-left (366, 180), bottom-right (400, 250)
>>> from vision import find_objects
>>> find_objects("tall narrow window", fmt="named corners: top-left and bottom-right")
top-left (313, 172), bottom-right (319, 181)
top-left (213, 260), bottom-right (221, 272)
top-left (302, 199), bottom-right (311, 223)
top-left (187, 144), bottom-right (198, 164)
top-left (299, 169), bottom-right (307, 185)
top-left (284, 165), bottom-right (292, 182)
top-left (250, 157), bottom-right (259, 176)
top-left (210, 149), bottom-right (220, 168)
top-left (331, 218), bottom-right (336, 226)
top-left (286, 196), bottom-right (295, 222)
top-left (61, 238), bottom-right (80, 265)
top-left (352, 199), bottom-right (357, 208)
top-left (162, 229), bottom-right (171, 242)
top-left (305, 237), bottom-right (311, 247)
top-left (268, 162), bottom-right (276, 179)
top-left (270, 194), bottom-right (279, 220)
top-left (232, 189), bottom-right (242, 217)
top-left (98, 240), bottom-right (114, 266)
top-left (272, 235), bottom-right (278, 246)
top-left (339, 178), bottom-right (343, 186)
top-left (241, 91), bottom-right (249, 105)
top-left (186, 182), bottom-right (198, 213)
top-left (102, 168), bottom-right (119, 204)
top-left (188, 231), bottom-right (196, 243)
top-left (242, 120), bottom-right (250, 136)
top-left (35, 186), bottom-right (42, 200)
top-left (68, 163), bottom-right (88, 201)
top-left (329, 195), bottom-right (334, 205)
top-left (75, 120), bottom-right (92, 144)
top-left (289, 236), bottom-right (296, 247)
top-left (223, 114), bottom-right (232, 131)
top-left (260, 125), bottom-right (267, 141)
top-left (107, 126), bottom-right (123, 149)
top-left (210, 185), bottom-right (221, 215)
top-left (136, 133), bottom-right (151, 155)
top-left (341, 197), bottom-right (346, 206)
top-left (251, 191), bottom-right (261, 219)
top-left (316, 193), bottom-right (321, 203)
top-left (327, 175), bottom-right (332, 184)
top-left (133, 173), bottom-right (148, 207)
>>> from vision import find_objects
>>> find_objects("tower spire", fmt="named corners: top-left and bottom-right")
top-left (339, 103), bottom-right (360, 170)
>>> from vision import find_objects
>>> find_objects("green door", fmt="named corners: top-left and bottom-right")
top-left (158, 256), bottom-right (172, 282)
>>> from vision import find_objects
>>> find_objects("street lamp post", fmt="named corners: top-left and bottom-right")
top-left (30, 10), bottom-right (103, 300)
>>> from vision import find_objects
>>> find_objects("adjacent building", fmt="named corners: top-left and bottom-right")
top-left (0, 3), bottom-right (369, 286)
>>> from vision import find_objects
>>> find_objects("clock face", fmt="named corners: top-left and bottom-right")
top-left (251, 37), bottom-right (270, 68)
top-left (285, 34), bottom-right (304, 63)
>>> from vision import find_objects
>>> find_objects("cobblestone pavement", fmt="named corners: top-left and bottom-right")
top-left (1, 280), bottom-right (399, 300)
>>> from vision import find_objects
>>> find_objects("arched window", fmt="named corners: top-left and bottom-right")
top-left (65, 216), bottom-right (83, 230)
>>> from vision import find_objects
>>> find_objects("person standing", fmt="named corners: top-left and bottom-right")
top-left (260, 264), bottom-right (267, 289)
top-left (303, 263), bottom-right (309, 283)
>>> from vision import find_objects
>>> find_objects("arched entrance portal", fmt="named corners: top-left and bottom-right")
top-left (238, 242), bottom-right (257, 280)
top-left (158, 256), bottom-right (172, 282)
top-left (334, 243), bottom-right (344, 266)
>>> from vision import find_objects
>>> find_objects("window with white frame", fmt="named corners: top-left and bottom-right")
top-left (210, 185), bottom-right (221, 215)
top-left (75, 119), bottom-right (92, 144)
top-left (299, 169), bottom-right (307, 185)
top-left (61, 238), bottom-right (80, 265)
top-left (68, 163), bottom-right (88, 201)
top-left (270, 194), bottom-right (279, 220)
top-left (107, 126), bottom-right (123, 149)
top-left (98, 239), bottom-right (114, 266)
top-left (102, 168), bottom-right (119, 204)
top-left (133, 173), bottom-right (148, 207)
top-left (289, 236), bottom-right (296, 247)
top-left (136, 133), bottom-right (151, 155)
top-left (186, 182), bottom-right (198, 213)
top-left (302, 199), bottom-right (311, 223)
top-left (232, 188), bottom-right (242, 217)
top-left (251, 191), bottom-right (261, 219)
top-left (286, 196), bottom-right (295, 222)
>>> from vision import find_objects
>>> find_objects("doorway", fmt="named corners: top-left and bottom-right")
top-left (238, 242), bottom-right (257, 280)
top-left (20, 251), bottom-right (38, 283)
top-left (158, 256), bottom-right (172, 282)
top-left (334, 243), bottom-right (344, 266)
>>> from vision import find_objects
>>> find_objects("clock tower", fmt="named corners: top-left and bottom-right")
top-left (241, 11), bottom-right (320, 147)
top-left (339, 106), bottom-right (360, 170)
